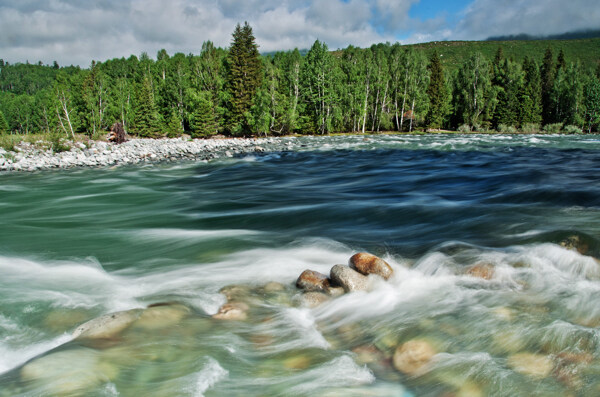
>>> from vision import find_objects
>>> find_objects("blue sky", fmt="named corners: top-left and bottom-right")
top-left (0, 0), bottom-right (598, 66)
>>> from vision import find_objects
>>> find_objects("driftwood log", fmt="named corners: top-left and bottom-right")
top-left (107, 122), bottom-right (127, 144)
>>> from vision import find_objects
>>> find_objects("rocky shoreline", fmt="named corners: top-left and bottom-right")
top-left (0, 137), bottom-right (292, 172)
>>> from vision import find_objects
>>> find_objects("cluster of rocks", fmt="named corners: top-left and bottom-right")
top-left (0, 136), bottom-right (295, 172)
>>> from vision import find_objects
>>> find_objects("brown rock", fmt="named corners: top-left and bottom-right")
top-left (212, 302), bottom-right (249, 321)
top-left (465, 263), bottom-right (494, 280)
top-left (296, 269), bottom-right (331, 293)
top-left (349, 252), bottom-right (393, 280)
top-left (393, 339), bottom-right (436, 376)
top-left (330, 265), bottom-right (369, 292)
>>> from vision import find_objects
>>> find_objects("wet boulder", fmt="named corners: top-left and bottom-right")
top-left (393, 339), bottom-right (437, 376)
top-left (72, 309), bottom-right (143, 340)
top-left (330, 265), bottom-right (369, 292)
top-left (349, 252), bottom-right (393, 280)
top-left (212, 302), bottom-right (249, 321)
top-left (296, 269), bottom-right (331, 293)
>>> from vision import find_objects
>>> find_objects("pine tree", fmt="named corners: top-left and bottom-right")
top-left (191, 95), bottom-right (217, 137)
top-left (426, 50), bottom-right (448, 129)
top-left (0, 109), bottom-right (8, 134)
top-left (519, 57), bottom-right (542, 125)
top-left (165, 107), bottom-right (183, 137)
top-left (132, 75), bottom-right (161, 137)
top-left (226, 22), bottom-right (262, 135)
top-left (541, 48), bottom-right (555, 124)
top-left (556, 49), bottom-right (567, 73)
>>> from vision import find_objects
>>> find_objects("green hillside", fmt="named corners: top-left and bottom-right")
top-left (409, 38), bottom-right (600, 71)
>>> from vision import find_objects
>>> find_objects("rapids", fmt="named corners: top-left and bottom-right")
top-left (1, 134), bottom-right (600, 396)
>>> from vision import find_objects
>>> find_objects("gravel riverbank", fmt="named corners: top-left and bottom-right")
top-left (0, 137), bottom-right (294, 172)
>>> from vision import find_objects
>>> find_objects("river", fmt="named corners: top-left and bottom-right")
top-left (1, 134), bottom-right (600, 396)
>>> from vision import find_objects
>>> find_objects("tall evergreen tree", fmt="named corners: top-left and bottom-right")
top-left (226, 22), bottom-right (262, 135)
top-left (191, 94), bottom-right (217, 137)
top-left (426, 50), bottom-right (448, 129)
top-left (0, 109), bottom-right (8, 134)
top-left (132, 75), bottom-right (161, 137)
top-left (493, 58), bottom-right (523, 128)
top-left (519, 57), bottom-right (542, 125)
top-left (541, 48), bottom-right (555, 124)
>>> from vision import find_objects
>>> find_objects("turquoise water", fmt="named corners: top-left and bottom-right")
top-left (1, 134), bottom-right (600, 396)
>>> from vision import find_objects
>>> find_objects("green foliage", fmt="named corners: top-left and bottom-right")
top-left (0, 110), bottom-right (8, 134)
top-left (498, 124), bottom-right (517, 133)
top-left (543, 123), bottom-right (563, 133)
top-left (520, 123), bottom-right (541, 133)
top-left (0, 34), bottom-right (598, 138)
top-left (226, 22), bottom-right (262, 135)
top-left (519, 57), bottom-right (542, 125)
top-left (452, 52), bottom-right (494, 127)
top-left (563, 125), bottom-right (582, 134)
top-left (190, 95), bottom-right (218, 138)
top-left (457, 124), bottom-right (471, 132)
top-left (541, 48), bottom-right (556, 124)
top-left (584, 75), bottom-right (600, 132)
top-left (132, 75), bottom-right (161, 137)
top-left (426, 51), bottom-right (449, 129)
top-left (49, 132), bottom-right (71, 153)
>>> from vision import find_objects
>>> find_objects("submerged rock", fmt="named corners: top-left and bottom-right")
top-left (393, 339), bottom-right (436, 376)
top-left (465, 263), bottom-right (494, 280)
top-left (133, 303), bottom-right (191, 330)
top-left (294, 292), bottom-right (330, 308)
top-left (212, 302), bottom-right (249, 321)
top-left (349, 252), bottom-right (393, 280)
top-left (72, 309), bottom-right (143, 340)
top-left (507, 352), bottom-right (553, 379)
top-left (296, 269), bottom-right (331, 293)
top-left (330, 265), bottom-right (369, 292)
top-left (263, 281), bottom-right (286, 292)
top-left (21, 348), bottom-right (117, 396)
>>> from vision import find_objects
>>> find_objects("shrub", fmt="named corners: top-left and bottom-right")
top-left (521, 123), bottom-right (541, 133)
top-left (543, 123), bottom-right (562, 133)
top-left (49, 133), bottom-right (71, 153)
top-left (498, 124), bottom-right (517, 133)
top-left (563, 125), bottom-right (582, 134)
top-left (457, 124), bottom-right (471, 133)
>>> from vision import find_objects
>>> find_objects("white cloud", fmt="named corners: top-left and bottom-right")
top-left (0, 0), bottom-right (596, 67)
top-left (454, 0), bottom-right (600, 40)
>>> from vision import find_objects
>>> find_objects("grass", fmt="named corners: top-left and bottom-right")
top-left (0, 133), bottom-right (94, 153)
top-left (409, 38), bottom-right (600, 72)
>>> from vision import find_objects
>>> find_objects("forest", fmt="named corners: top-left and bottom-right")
top-left (1, 22), bottom-right (599, 138)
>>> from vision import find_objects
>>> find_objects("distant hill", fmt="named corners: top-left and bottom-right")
top-left (407, 37), bottom-right (600, 71)
top-left (486, 29), bottom-right (600, 42)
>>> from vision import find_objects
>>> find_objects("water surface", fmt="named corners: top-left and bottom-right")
top-left (1, 134), bottom-right (600, 396)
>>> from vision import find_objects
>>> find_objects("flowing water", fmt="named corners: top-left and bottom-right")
top-left (1, 134), bottom-right (600, 396)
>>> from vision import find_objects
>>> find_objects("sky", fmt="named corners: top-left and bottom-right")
top-left (0, 0), bottom-right (598, 67)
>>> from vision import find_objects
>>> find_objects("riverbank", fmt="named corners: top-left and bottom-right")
top-left (0, 136), bottom-right (293, 172)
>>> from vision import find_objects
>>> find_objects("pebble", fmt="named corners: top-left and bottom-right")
top-left (0, 137), bottom-right (295, 172)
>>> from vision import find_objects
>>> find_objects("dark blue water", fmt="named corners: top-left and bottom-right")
top-left (2, 134), bottom-right (600, 396)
